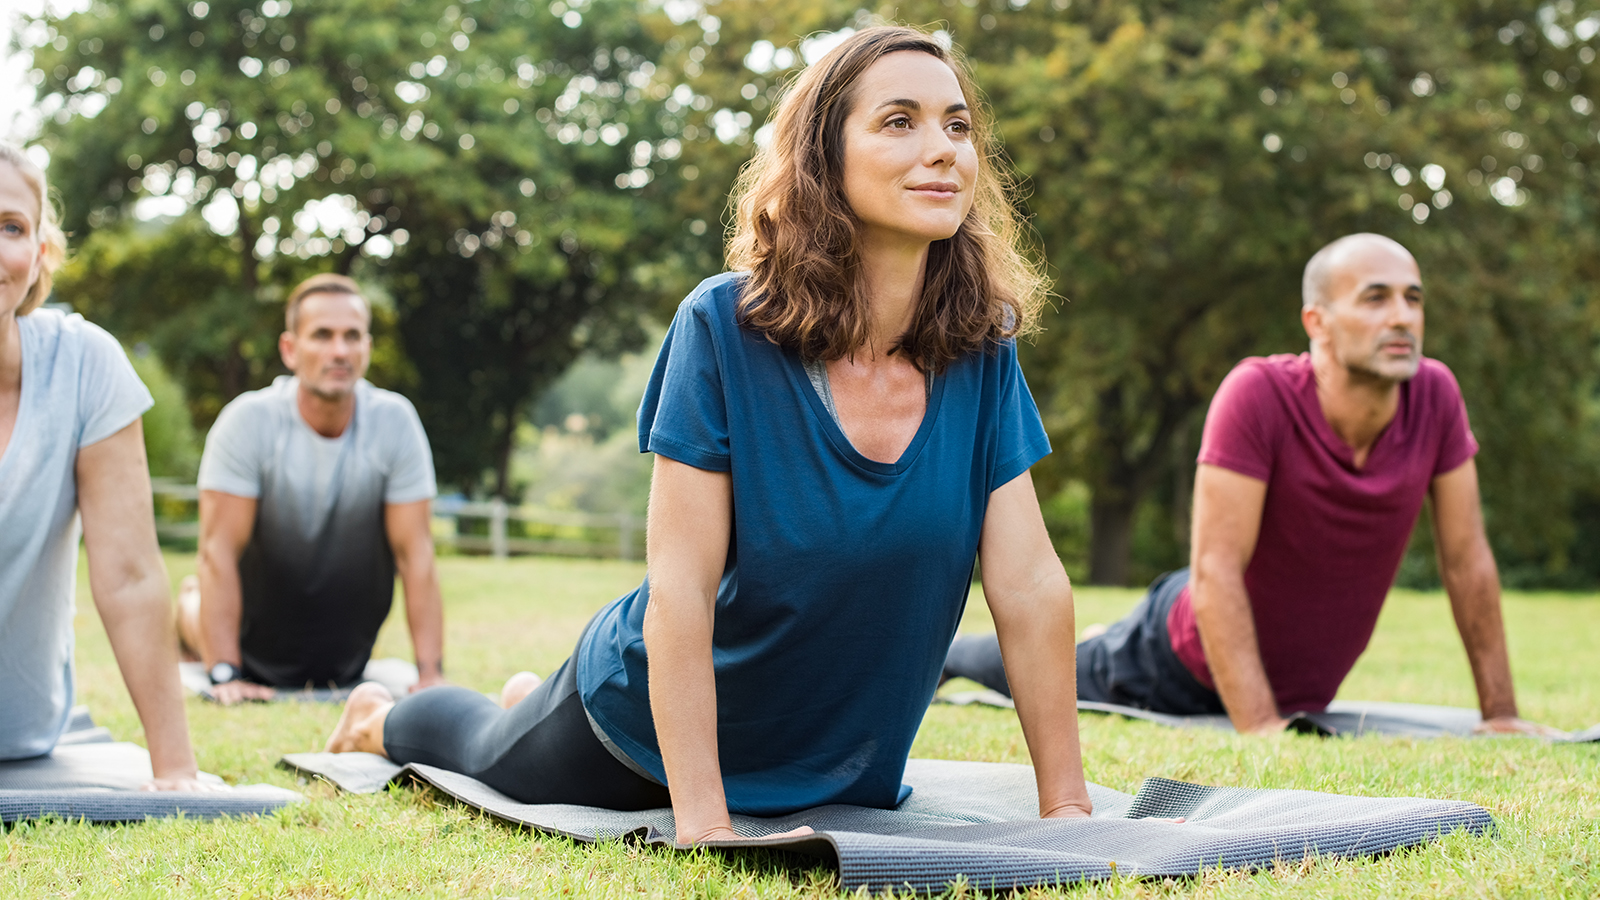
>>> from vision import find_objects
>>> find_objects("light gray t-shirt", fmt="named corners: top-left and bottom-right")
top-left (198, 376), bottom-right (435, 687)
top-left (0, 310), bottom-right (153, 760)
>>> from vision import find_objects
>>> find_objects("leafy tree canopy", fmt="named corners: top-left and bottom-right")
top-left (659, 0), bottom-right (1600, 584)
top-left (27, 0), bottom-right (714, 493)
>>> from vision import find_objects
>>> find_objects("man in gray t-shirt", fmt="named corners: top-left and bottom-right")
top-left (182, 274), bottom-right (445, 703)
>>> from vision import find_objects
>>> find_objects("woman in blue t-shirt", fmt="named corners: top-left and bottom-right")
top-left (326, 25), bottom-right (1093, 841)
top-left (0, 143), bottom-right (212, 788)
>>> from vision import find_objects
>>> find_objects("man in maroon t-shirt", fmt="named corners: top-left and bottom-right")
top-left (945, 234), bottom-right (1555, 736)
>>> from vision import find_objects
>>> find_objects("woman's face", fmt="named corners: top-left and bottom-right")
top-left (839, 51), bottom-right (979, 252)
top-left (0, 162), bottom-right (43, 319)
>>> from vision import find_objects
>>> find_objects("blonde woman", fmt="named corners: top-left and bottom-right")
top-left (0, 143), bottom-right (210, 790)
top-left (327, 25), bottom-right (1090, 841)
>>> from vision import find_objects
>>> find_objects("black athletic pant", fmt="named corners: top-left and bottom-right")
top-left (942, 568), bottom-right (1226, 716)
top-left (383, 641), bottom-right (671, 810)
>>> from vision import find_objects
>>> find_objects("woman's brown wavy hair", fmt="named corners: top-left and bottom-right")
top-left (726, 25), bottom-right (1047, 373)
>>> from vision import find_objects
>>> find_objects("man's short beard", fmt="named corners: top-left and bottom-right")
top-left (1344, 353), bottom-right (1421, 384)
top-left (306, 381), bottom-right (356, 402)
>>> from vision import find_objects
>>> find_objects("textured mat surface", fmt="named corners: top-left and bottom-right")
top-left (280, 753), bottom-right (1492, 891)
top-left (179, 657), bottom-right (418, 703)
top-left (937, 692), bottom-right (1600, 742)
top-left (0, 711), bottom-right (302, 823)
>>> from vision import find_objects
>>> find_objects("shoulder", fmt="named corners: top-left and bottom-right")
top-left (1222, 353), bottom-right (1306, 391)
top-left (23, 309), bottom-right (121, 362)
top-left (956, 336), bottom-right (1022, 383)
top-left (211, 377), bottom-right (292, 433)
top-left (357, 382), bottom-right (427, 430)
top-left (1210, 353), bottom-right (1304, 410)
top-left (676, 272), bottom-right (747, 324)
top-left (1412, 357), bottom-right (1464, 397)
top-left (356, 381), bottom-right (421, 415)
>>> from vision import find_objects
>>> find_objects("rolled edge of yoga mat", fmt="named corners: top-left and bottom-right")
top-left (0, 785), bottom-right (304, 824)
top-left (279, 751), bottom-right (403, 794)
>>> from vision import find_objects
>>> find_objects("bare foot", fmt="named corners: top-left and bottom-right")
top-left (325, 682), bottom-right (396, 755)
top-left (1078, 623), bottom-right (1109, 642)
top-left (499, 671), bottom-right (543, 709)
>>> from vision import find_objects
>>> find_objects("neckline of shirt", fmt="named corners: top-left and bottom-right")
top-left (790, 349), bottom-right (945, 476)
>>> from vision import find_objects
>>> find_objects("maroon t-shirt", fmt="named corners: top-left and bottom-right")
top-left (1167, 353), bottom-right (1478, 713)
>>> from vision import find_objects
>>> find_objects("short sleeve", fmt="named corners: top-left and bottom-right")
top-left (1428, 362), bottom-right (1479, 476)
top-left (636, 295), bottom-right (730, 472)
top-left (381, 394), bottom-right (438, 504)
top-left (987, 342), bottom-right (1052, 492)
top-left (197, 398), bottom-right (265, 498)
top-left (75, 321), bottom-right (154, 448)
top-left (1197, 361), bottom-right (1278, 481)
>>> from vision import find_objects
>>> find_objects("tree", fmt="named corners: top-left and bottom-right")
top-left (652, 0), bottom-right (1600, 584)
top-left (982, 0), bottom-right (1599, 583)
top-left (27, 0), bottom-right (702, 493)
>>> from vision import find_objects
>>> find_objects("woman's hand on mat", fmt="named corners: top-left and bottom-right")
top-left (1041, 801), bottom-right (1094, 820)
top-left (211, 679), bottom-right (276, 705)
top-left (677, 825), bottom-right (814, 845)
top-left (142, 775), bottom-right (229, 792)
top-left (1474, 716), bottom-right (1569, 738)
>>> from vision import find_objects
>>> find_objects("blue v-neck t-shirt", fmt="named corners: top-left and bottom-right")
top-left (576, 273), bottom-right (1050, 815)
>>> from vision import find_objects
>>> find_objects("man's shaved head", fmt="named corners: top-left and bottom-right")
top-left (1302, 233), bottom-right (1415, 309)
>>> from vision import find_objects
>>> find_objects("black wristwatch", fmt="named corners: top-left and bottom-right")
top-left (209, 661), bottom-right (243, 685)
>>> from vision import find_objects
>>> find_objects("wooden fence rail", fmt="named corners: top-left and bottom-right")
top-left (150, 481), bottom-right (643, 561)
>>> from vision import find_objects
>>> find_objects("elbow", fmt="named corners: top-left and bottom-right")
top-left (990, 566), bottom-right (1074, 630)
top-left (641, 584), bottom-right (714, 654)
top-left (197, 536), bottom-right (236, 574)
top-left (1187, 555), bottom-right (1236, 615)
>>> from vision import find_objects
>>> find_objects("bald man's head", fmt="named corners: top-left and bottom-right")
top-left (1300, 233), bottom-right (1425, 383)
top-left (1302, 233), bottom-right (1416, 310)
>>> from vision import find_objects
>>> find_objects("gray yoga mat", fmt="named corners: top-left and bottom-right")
top-left (0, 709), bottom-right (303, 824)
top-left (938, 691), bottom-right (1600, 742)
top-left (178, 657), bottom-right (418, 703)
top-left (280, 752), bottom-right (1492, 892)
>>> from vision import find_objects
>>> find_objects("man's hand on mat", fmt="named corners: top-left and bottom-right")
top-left (1474, 716), bottom-right (1569, 738)
top-left (1244, 715), bottom-right (1292, 735)
top-left (412, 671), bottom-right (448, 693)
top-left (677, 825), bottom-right (814, 845)
top-left (211, 679), bottom-right (276, 705)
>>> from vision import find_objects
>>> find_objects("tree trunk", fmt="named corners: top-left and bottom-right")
top-left (491, 412), bottom-right (516, 500)
top-left (1171, 419), bottom-right (1193, 554)
top-left (1088, 493), bottom-right (1136, 586)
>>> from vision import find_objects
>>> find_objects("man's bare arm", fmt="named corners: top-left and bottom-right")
top-left (1188, 463), bottom-right (1286, 734)
top-left (384, 499), bottom-right (445, 689)
top-left (1430, 459), bottom-right (1555, 734)
top-left (197, 489), bottom-right (274, 703)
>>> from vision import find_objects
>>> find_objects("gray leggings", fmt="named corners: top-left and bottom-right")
top-left (383, 642), bottom-right (671, 810)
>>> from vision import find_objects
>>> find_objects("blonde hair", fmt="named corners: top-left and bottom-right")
top-left (0, 143), bottom-right (67, 316)
top-left (726, 25), bottom-right (1048, 372)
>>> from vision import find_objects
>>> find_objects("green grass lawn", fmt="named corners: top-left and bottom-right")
top-left (7, 553), bottom-right (1600, 898)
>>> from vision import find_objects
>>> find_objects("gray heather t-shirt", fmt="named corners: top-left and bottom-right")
top-left (198, 376), bottom-right (435, 688)
top-left (0, 310), bottom-right (153, 760)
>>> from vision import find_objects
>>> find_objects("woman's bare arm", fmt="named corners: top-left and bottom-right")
top-left (977, 471), bottom-right (1092, 818)
top-left (77, 420), bottom-right (215, 790)
top-left (641, 455), bottom-right (809, 843)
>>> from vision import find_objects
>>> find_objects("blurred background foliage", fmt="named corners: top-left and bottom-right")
top-left (14, 0), bottom-right (1600, 586)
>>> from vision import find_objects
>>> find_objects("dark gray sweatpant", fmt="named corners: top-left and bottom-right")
top-left (942, 569), bottom-right (1225, 716)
